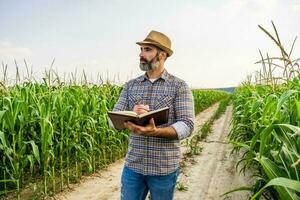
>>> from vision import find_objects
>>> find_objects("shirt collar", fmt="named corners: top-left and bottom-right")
top-left (139, 69), bottom-right (170, 83)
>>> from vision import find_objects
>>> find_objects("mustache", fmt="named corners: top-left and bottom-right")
top-left (140, 57), bottom-right (148, 62)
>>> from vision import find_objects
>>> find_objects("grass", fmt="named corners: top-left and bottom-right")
top-left (176, 181), bottom-right (189, 191)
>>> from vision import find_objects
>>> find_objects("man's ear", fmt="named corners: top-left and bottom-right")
top-left (159, 51), bottom-right (167, 61)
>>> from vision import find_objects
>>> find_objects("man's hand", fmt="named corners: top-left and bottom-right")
top-left (124, 118), bottom-right (157, 137)
top-left (124, 118), bottom-right (178, 139)
top-left (133, 104), bottom-right (150, 115)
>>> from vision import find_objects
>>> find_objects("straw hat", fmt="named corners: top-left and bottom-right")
top-left (136, 30), bottom-right (173, 57)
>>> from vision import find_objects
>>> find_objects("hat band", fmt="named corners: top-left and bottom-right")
top-left (143, 38), bottom-right (170, 50)
top-left (144, 38), bottom-right (158, 43)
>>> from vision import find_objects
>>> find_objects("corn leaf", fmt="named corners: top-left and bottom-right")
top-left (251, 177), bottom-right (300, 199)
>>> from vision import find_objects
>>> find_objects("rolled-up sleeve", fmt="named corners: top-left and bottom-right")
top-left (171, 82), bottom-right (195, 140)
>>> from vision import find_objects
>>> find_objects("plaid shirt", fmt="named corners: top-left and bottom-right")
top-left (113, 69), bottom-right (195, 175)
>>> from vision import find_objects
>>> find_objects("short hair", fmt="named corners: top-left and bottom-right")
top-left (156, 48), bottom-right (168, 61)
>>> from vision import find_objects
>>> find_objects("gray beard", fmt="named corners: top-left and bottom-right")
top-left (139, 57), bottom-right (159, 72)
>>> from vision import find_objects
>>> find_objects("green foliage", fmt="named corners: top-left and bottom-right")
top-left (176, 181), bottom-right (188, 191)
top-left (0, 82), bottom-right (128, 199)
top-left (192, 89), bottom-right (230, 115)
top-left (229, 78), bottom-right (300, 199)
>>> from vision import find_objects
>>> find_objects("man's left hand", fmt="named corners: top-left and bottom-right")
top-left (124, 118), bottom-right (157, 137)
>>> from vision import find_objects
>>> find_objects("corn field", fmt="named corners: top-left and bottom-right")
top-left (0, 82), bottom-right (128, 199)
top-left (0, 73), bottom-right (229, 199)
top-left (230, 81), bottom-right (300, 199)
top-left (193, 89), bottom-right (230, 115)
top-left (229, 22), bottom-right (300, 199)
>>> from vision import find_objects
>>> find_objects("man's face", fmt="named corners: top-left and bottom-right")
top-left (139, 45), bottom-right (160, 72)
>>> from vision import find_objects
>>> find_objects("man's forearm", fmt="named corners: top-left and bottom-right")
top-left (152, 126), bottom-right (178, 139)
top-left (124, 119), bottom-right (180, 139)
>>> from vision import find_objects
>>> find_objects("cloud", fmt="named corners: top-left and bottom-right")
top-left (0, 40), bottom-right (33, 61)
top-left (292, 4), bottom-right (300, 11)
top-left (159, 0), bottom-right (300, 87)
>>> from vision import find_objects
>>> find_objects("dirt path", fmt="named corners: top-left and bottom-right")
top-left (54, 103), bottom-right (253, 200)
top-left (175, 105), bottom-right (253, 200)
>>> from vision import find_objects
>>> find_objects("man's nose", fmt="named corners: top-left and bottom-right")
top-left (139, 51), bottom-right (144, 57)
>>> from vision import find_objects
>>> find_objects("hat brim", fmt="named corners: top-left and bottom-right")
top-left (136, 41), bottom-right (173, 57)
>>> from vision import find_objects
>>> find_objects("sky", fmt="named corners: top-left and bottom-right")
top-left (0, 0), bottom-right (300, 88)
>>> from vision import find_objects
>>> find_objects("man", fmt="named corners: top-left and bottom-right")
top-left (112, 30), bottom-right (195, 200)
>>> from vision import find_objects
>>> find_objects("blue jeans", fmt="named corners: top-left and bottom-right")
top-left (120, 165), bottom-right (179, 200)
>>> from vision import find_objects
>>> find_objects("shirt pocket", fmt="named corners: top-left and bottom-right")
top-left (128, 94), bottom-right (145, 110)
top-left (154, 94), bottom-right (174, 110)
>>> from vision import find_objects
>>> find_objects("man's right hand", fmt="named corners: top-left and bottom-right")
top-left (133, 104), bottom-right (150, 115)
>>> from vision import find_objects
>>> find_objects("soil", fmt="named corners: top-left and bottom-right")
top-left (174, 105), bottom-right (254, 200)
